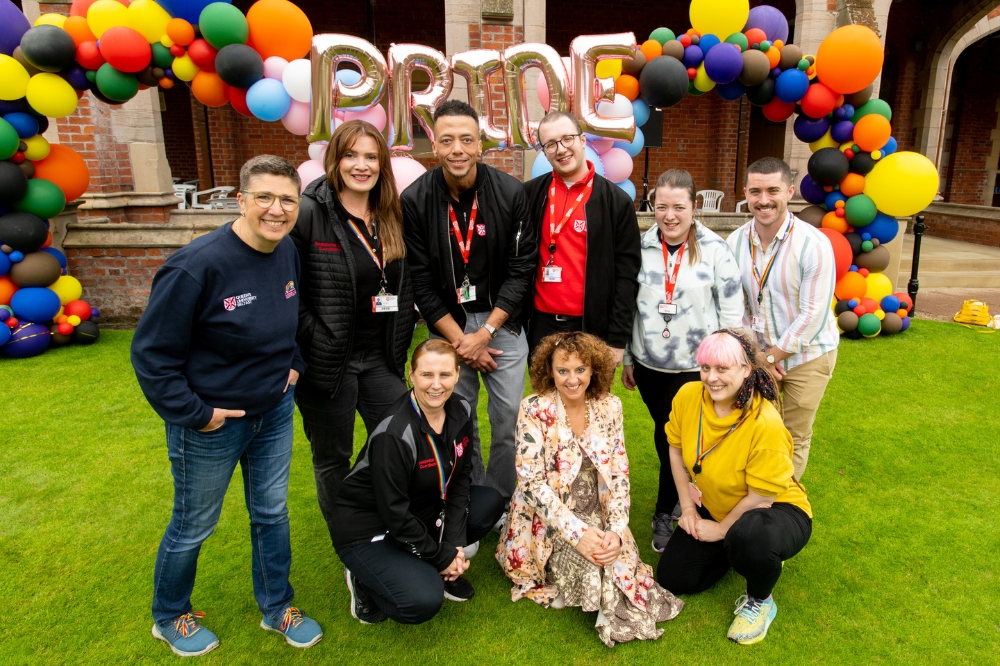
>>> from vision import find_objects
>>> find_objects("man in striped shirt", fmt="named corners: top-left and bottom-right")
top-left (727, 157), bottom-right (839, 480)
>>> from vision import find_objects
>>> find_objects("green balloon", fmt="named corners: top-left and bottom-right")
top-left (857, 312), bottom-right (882, 337)
top-left (13, 178), bottom-right (66, 219)
top-left (151, 42), bottom-right (174, 69)
top-left (0, 118), bottom-right (19, 161)
top-left (726, 32), bottom-right (749, 52)
top-left (96, 63), bottom-right (139, 102)
top-left (687, 82), bottom-right (706, 96)
top-left (199, 3), bottom-right (249, 50)
top-left (649, 27), bottom-right (676, 45)
top-left (853, 98), bottom-right (892, 122)
top-left (844, 194), bottom-right (878, 226)
top-left (860, 239), bottom-right (874, 252)
top-left (85, 69), bottom-right (97, 83)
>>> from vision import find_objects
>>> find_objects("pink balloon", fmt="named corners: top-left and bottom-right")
top-left (537, 75), bottom-right (550, 111)
top-left (308, 142), bottom-right (327, 161)
top-left (390, 156), bottom-right (427, 193)
top-left (281, 100), bottom-right (311, 135)
top-left (590, 138), bottom-right (614, 154)
top-left (263, 56), bottom-right (289, 80)
top-left (600, 147), bottom-right (633, 183)
top-left (297, 159), bottom-right (326, 192)
top-left (344, 104), bottom-right (387, 132)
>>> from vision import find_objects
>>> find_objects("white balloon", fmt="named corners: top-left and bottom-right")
top-left (596, 93), bottom-right (634, 119)
top-left (282, 59), bottom-right (312, 103)
top-left (308, 142), bottom-right (328, 162)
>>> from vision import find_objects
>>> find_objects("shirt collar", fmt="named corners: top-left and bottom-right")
top-left (750, 211), bottom-right (794, 249)
top-left (552, 160), bottom-right (597, 194)
top-left (437, 163), bottom-right (484, 204)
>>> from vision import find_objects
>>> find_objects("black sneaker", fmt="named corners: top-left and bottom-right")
top-left (651, 512), bottom-right (676, 553)
top-left (443, 576), bottom-right (475, 602)
top-left (344, 568), bottom-right (386, 624)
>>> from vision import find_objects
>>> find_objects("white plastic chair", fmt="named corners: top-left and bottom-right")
top-left (191, 186), bottom-right (235, 210)
top-left (172, 183), bottom-right (195, 209)
top-left (736, 199), bottom-right (749, 213)
top-left (696, 190), bottom-right (725, 212)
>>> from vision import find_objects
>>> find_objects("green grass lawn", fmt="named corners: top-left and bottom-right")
top-left (2, 321), bottom-right (999, 665)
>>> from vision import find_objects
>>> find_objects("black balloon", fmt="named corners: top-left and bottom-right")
top-left (215, 44), bottom-right (265, 89)
top-left (0, 161), bottom-right (28, 205)
top-left (73, 320), bottom-right (100, 345)
top-left (850, 151), bottom-right (877, 175)
top-left (807, 148), bottom-right (850, 186)
top-left (25, 106), bottom-right (49, 134)
top-left (0, 211), bottom-right (48, 253)
top-left (745, 78), bottom-right (776, 106)
top-left (49, 325), bottom-right (72, 347)
top-left (844, 232), bottom-right (862, 256)
top-left (834, 300), bottom-right (852, 315)
top-left (19, 25), bottom-right (77, 73)
top-left (639, 55), bottom-right (689, 109)
top-left (843, 329), bottom-right (863, 340)
top-left (137, 67), bottom-right (159, 88)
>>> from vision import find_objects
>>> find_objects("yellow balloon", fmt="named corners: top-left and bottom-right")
top-left (875, 309), bottom-right (885, 320)
top-left (595, 59), bottom-right (622, 81)
top-left (67, 314), bottom-right (82, 327)
top-left (693, 63), bottom-right (716, 92)
top-left (0, 55), bottom-right (30, 101)
top-left (171, 54), bottom-right (199, 82)
top-left (864, 272), bottom-right (893, 303)
top-left (87, 0), bottom-right (129, 38)
top-left (809, 130), bottom-right (839, 153)
top-left (35, 13), bottom-right (67, 28)
top-left (49, 275), bottom-right (83, 305)
top-left (22, 134), bottom-right (51, 161)
top-left (690, 0), bottom-right (750, 38)
top-left (863, 151), bottom-right (939, 217)
top-left (128, 0), bottom-right (172, 43)
top-left (160, 35), bottom-right (174, 48)
top-left (25, 73), bottom-right (79, 119)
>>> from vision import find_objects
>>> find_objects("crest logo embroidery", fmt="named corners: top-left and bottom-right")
top-left (223, 297), bottom-right (236, 311)
top-left (284, 281), bottom-right (296, 299)
top-left (574, 219), bottom-right (587, 233)
top-left (456, 436), bottom-right (469, 457)
top-left (476, 224), bottom-right (486, 236)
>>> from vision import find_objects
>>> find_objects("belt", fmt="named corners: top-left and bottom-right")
top-left (537, 311), bottom-right (582, 323)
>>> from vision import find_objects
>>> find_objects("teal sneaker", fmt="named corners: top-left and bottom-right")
top-left (261, 607), bottom-right (323, 648)
top-left (727, 593), bottom-right (778, 645)
top-left (152, 611), bottom-right (220, 657)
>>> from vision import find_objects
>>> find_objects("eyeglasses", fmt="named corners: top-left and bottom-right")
top-left (541, 134), bottom-right (582, 154)
top-left (244, 191), bottom-right (300, 212)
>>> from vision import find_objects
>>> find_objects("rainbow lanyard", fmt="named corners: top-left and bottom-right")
top-left (748, 213), bottom-right (794, 306)
top-left (346, 219), bottom-right (388, 294)
top-left (409, 392), bottom-right (456, 501)
top-left (693, 400), bottom-right (750, 479)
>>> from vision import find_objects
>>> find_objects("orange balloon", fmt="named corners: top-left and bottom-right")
top-left (640, 39), bottom-right (663, 62)
top-left (821, 210), bottom-right (849, 234)
top-left (765, 45), bottom-right (781, 69)
top-left (63, 16), bottom-right (97, 45)
top-left (615, 74), bottom-right (640, 101)
top-left (165, 18), bottom-right (194, 46)
top-left (840, 172), bottom-right (866, 197)
top-left (247, 0), bottom-right (313, 61)
top-left (191, 71), bottom-right (229, 107)
top-left (834, 271), bottom-right (867, 301)
top-left (852, 114), bottom-right (892, 152)
top-left (0, 276), bottom-right (16, 306)
top-left (815, 24), bottom-right (884, 94)
top-left (32, 144), bottom-right (90, 203)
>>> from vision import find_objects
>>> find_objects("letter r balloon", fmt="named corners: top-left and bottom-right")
top-left (308, 34), bottom-right (388, 143)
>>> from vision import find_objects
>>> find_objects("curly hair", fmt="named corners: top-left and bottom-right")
top-left (529, 331), bottom-right (615, 400)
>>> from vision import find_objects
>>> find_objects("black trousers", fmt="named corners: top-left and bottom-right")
top-left (631, 361), bottom-right (701, 516)
top-left (527, 311), bottom-right (583, 358)
top-left (336, 486), bottom-right (506, 624)
top-left (656, 502), bottom-right (812, 600)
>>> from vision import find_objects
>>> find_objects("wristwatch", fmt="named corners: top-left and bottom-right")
top-left (482, 323), bottom-right (499, 339)
top-left (765, 349), bottom-right (776, 365)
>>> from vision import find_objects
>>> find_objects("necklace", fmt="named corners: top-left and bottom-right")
top-left (559, 395), bottom-right (591, 436)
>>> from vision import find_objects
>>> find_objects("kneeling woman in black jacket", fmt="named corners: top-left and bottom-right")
top-left (333, 339), bottom-right (505, 624)
top-left (291, 119), bottom-right (417, 541)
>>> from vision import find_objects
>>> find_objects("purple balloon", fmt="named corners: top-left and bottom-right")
top-left (799, 174), bottom-right (826, 205)
top-left (682, 44), bottom-right (704, 69)
top-left (831, 120), bottom-right (855, 143)
top-left (61, 65), bottom-right (92, 91)
top-left (703, 43), bottom-right (743, 84)
top-left (793, 115), bottom-right (830, 143)
top-left (744, 6), bottom-right (789, 45)
top-left (0, 0), bottom-right (31, 57)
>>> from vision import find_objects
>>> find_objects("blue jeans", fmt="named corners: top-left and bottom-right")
top-left (152, 389), bottom-right (296, 625)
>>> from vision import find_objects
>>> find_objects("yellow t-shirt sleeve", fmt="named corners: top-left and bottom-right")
top-left (665, 382), bottom-right (699, 448)
top-left (745, 445), bottom-right (794, 497)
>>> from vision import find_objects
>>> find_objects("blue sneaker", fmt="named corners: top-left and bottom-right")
top-left (261, 607), bottom-right (323, 648)
top-left (727, 593), bottom-right (778, 645)
top-left (152, 611), bottom-right (220, 657)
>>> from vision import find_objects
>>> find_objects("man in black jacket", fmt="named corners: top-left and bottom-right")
top-left (402, 100), bottom-right (536, 500)
top-left (524, 111), bottom-right (641, 365)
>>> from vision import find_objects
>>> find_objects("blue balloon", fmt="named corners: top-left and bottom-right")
top-left (682, 45), bottom-right (704, 69)
top-left (0, 99), bottom-right (26, 115)
top-left (799, 174), bottom-right (826, 205)
top-left (335, 69), bottom-right (362, 86)
top-left (246, 79), bottom-right (291, 122)
top-left (530, 153), bottom-right (553, 179)
top-left (881, 136), bottom-right (897, 156)
top-left (612, 127), bottom-right (644, 157)
top-left (0, 250), bottom-right (9, 277)
top-left (41, 247), bottom-right (67, 269)
top-left (10, 287), bottom-right (60, 323)
top-left (3, 112), bottom-right (40, 139)
top-left (8, 250), bottom-right (23, 263)
top-left (698, 35), bottom-right (721, 52)
top-left (716, 80), bottom-right (747, 101)
top-left (615, 178), bottom-right (637, 201)
top-left (854, 212), bottom-right (899, 244)
top-left (841, 103), bottom-right (855, 120)
top-left (703, 43), bottom-right (743, 84)
top-left (774, 69), bottom-right (809, 104)
top-left (157, 0), bottom-right (232, 25)
top-left (793, 115), bottom-right (830, 143)
top-left (3, 322), bottom-right (50, 357)
top-left (824, 190), bottom-right (848, 210)
top-left (0, 0), bottom-right (32, 57)
top-left (0, 320), bottom-right (8, 346)
top-left (585, 145), bottom-right (605, 177)
top-left (830, 120), bottom-right (854, 143)
top-left (881, 295), bottom-right (901, 313)
top-left (631, 98), bottom-right (650, 127)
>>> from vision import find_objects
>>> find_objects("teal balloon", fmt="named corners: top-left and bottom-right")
top-left (857, 312), bottom-right (881, 337)
top-left (612, 126), bottom-right (644, 157)
top-left (844, 194), bottom-right (877, 227)
top-left (0, 118), bottom-right (19, 160)
top-left (12, 178), bottom-right (65, 219)
top-left (199, 3), bottom-right (249, 50)
top-left (151, 42), bottom-right (174, 69)
top-left (96, 63), bottom-right (139, 102)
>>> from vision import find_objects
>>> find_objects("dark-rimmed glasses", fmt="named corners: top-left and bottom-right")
top-left (541, 134), bottom-right (582, 154)
top-left (243, 191), bottom-right (300, 212)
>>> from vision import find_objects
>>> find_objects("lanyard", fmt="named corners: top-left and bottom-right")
top-left (545, 174), bottom-right (593, 263)
top-left (346, 219), bottom-right (389, 293)
top-left (693, 400), bottom-right (750, 477)
top-left (748, 215), bottom-right (794, 306)
top-left (661, 238), bottom-right (686, 305)
top-left (448, 194), bottom-right (478, 267)
top-left (409, 392), bottom-right (456, 501)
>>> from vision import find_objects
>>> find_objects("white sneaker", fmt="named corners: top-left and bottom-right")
top-left (463, 541), bottom-right (479, 558)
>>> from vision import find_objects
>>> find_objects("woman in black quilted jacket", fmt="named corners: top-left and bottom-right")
top-left (291, 120), bottom-right (417, 540)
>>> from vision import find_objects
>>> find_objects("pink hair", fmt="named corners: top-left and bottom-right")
top-left (696, 332), bottom-right (748, 368)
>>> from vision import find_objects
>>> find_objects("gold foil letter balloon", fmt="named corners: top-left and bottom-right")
top-left (451, 49), bottom-right (508, 152)
top-left (570, 33), bottom-right (636, 142)
top-left (308, 34), bottom-right (388, 143)
top-left (500, 43), bottom-right (569, 149)
top-left (387, 43), bottom-right (454, 150)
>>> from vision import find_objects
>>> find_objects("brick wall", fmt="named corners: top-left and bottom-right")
top-left (923, 213), bottom-right (1000, 246)
top-left (471, 23), bottom-right (525, 178)
top-left (161, 86), bottom-right (199, 183)
top-left (65, 247), bottom-right (176, 324)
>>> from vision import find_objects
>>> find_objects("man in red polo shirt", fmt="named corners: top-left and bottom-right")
top-left (524, 112), bottom-right (641, 365)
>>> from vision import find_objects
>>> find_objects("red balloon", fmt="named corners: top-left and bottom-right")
top-left (818, 227), bottom-right (851, 281)
top-left (169, 44), bottom-right (185, 57)
top-left (762, 97), bottom-right (795, 122)
top-left (745, 28), bottom-right (767, 48)
top-left (894, 292), bottom-right (913, 312)
top-left (58, 322), bottom-right (74, 335)
top-left (861, 297), bottom-right (878, 313)
top-left (800, 82), bottom-right (837, 119)
top-left (99, 27), bottom-right (152, 73)
top-left (852, 305), bottom-right (865, 316)
top-left (64, 300), bottom-right (92, 321)
top-left (229, 87), bottom-right (253, 116)
top-left (187, 39), bottom-right (218, 73)
top-left (77, 41), bottom-right (105, 70)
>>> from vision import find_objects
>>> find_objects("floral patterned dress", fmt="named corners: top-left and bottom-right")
top-left (495, 392), bottom-right (684, 647)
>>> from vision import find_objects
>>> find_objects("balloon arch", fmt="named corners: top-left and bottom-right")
top-left (0, 0), bottom-right (938, 357)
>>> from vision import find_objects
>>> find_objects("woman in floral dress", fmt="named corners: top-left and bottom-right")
top-left (496, 331), bottom-right (683, 647)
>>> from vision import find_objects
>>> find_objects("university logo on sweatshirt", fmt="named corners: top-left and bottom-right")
top-left (285, 281), bottom-right (297, 299)
top-left (223, 293), bottom-right (257, 311)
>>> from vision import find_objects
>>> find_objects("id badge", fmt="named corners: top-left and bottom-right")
top-left (659, 303), bottom-right (677, 315)
top-left (752, 315), bottom-right (765, 332)
top-left (542, 265), bottom-right (563, 283)
top-left (688, 482), bottom-right (703, 508)
top-left (372, 294), bottom-right (399, 313)
top-left (457, 284), bottom-right (477, 303)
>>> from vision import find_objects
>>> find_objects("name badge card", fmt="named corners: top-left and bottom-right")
top-left (752, 315), bottom-right (765, 332)
top-left (457, 284), bottom-right (477, 304)
top-left (659, 303), bottom-right (677, 315)
top-left (688, 482), bottom-right (703, 508)
top-left (372, 294), bottom-right (399, 313)
top-left (543, 265), bottom-right (563, 283)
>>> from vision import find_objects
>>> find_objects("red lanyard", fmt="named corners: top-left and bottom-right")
top-left (448, 194), bottom-right (478, 266)
top-left (546, 174), bottom-right (593, 259)
top-left (661, 238), bottom-right (686, 305)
